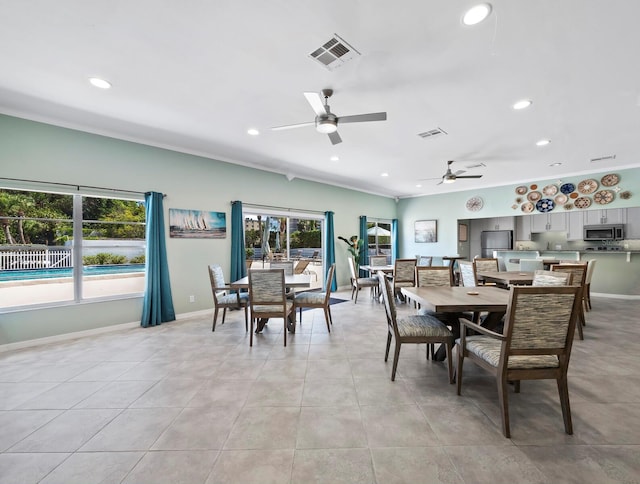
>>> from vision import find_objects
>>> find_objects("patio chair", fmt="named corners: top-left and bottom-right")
top-left (208, 264), bottom-right (249, 332)
top-left (378, 271), bottom-right (454, 383)
top-left (248, 269), bottom-right (295, 347)
top-left (456, 285), bottom-right (582, 437)
top-left (294, 264), bottom-right (335, 332)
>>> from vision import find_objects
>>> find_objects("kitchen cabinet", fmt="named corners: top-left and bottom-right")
top-left (475, 216), bottom-right (515, 231)
top-left (584, 208), bottom-right (626, 225)
top-left (566, 211), bottom-right (585, 241)
top-left (530, 212), bottom-right (566, 233)
top-left (516, 216), bottom-right (532, 241)
top-left (626, 208), bottom-right (640, 239)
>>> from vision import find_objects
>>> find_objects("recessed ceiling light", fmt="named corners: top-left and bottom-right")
top-left (247, 128), bottom-right (260, 136)
top-left (330, 155), bottom-right (339, 162)
top-left (549, 162), bottom-right (562, 167)
top-left (416, 184), bottom-right (422, 188)
top-left (513, 99), bottom-right (532, 110)
top-left (381, 173), bottom-right (389, 177)
top-left (88, 77), bottom-right (111, 89)
top-left (462, 3), bottom-right (492, 26)
top-left (536, 139), bottom-right (551, 146)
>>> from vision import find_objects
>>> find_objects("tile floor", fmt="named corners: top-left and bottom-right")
top-left (1, 289), bottom-right (639, 483)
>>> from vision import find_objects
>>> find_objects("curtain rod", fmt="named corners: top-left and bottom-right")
top-left (235, 201), bottom-right (325, 216)
top-left (1, 177), bottom-right (148, 197)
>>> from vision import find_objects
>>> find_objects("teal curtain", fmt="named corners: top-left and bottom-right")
top-left (324, 211), bottom-right (337, 291)
top-left (141, 191), bottom-right (175, 327)
top-left (392, 218), bottom-right (399, 262)
top-left (230, 201), bottom-right (246, 282)
top-left (359, 215), bottom-right (368, 277)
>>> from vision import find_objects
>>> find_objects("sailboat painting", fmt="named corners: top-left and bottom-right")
top-left (169, 208), bottom-right (226, 238)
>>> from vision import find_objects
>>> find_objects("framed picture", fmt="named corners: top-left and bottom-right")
top-left (414, 220), bottom-right (437, 243)
top-left (458, 223), bottom-right (468, 242)
top-left (169, 208), bottom-right (226, 238)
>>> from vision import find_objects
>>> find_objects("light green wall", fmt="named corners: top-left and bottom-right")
top-left (398, 167), bottom-right (640, 259)
top-left (0, 114), bottom-right (396, 345)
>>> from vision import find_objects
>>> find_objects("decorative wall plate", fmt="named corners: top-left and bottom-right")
top-left (574, 196), bottom-right (592, 209)
top-left (515, 197), bottom-right (523, 203)
top-left (527, 191), bottom-right (542, 202)
top-left (570, 192), bottom-right (579, 199)
top-left (536, 198), bottom-right (555, 212)
top-left (554, 193), bottom-right (568, 205)
top-left (601, 173), bottom-right (619, 187)
top-left (578, 179), bottom-right (599, 194)
top-left (594, 190), bottom-right (614, 205)
top-left (515, 186), bottom-right (528, 195)
top-left (521, 202), bottom-right (534, 213)
top-left (530, 184), bottom-right (538, 190)
top-left (542, 184), bottom-right (558, 196)
top-left (511, 204), bottom-right (518, 210)
top-left (620, 191), bottom-right (632, 200)
top-left (564, 203), bottom-right (574, 210)
top-left (465, 196), bottom-right (484, 212)
top-left (560, 183), bottom-right (576, 194)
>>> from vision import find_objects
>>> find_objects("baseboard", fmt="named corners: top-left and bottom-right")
top-left (592, 292), bottom-right (640, 300)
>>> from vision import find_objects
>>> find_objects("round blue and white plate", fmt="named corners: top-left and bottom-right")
top-left (536, 198), bottom-right (555, 212)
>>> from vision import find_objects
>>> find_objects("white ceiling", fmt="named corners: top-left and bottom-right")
top-left (1, 0), bottom-right (639, 199)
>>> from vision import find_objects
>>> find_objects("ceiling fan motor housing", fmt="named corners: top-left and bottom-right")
top-left (315, 113), bottom-right (338, 133)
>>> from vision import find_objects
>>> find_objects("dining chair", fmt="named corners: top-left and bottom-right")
top-left (416, 255), bottom-right (433, 267)
top-left (208, 264), bottom-right (249, 332)
top-left (456, 285), bottom-right (582, 438)
top-left (270, 260), bottom-right (294, 274)
top-left (583, 259), bottom-right (597, 311)
top-left (458, 260), bottom-right (477, 287)
top-left (532, 269), bottom-right (572, 287)
top-left (369, 255), bottom-right (388, 266)
top-left (248, 269), bottom-right (295, 347)
top-left (348, 256), bottom-right (378, 303)
top-left (393, 258), bottom-right (417, 302)
top-left (293, 264), bottom-right (335, 332)
top-left (474, 257), bottom-right (499, 286)
top-left (551, 263), bottom-right (587, 339)
top-left (378, 271), bottom-right (454, 383)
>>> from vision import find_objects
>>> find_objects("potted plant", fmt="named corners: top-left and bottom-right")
top-left (338, 235), bottom-right (364, 271)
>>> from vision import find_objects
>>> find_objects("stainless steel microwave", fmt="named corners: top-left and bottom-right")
top-left (583, 224), bottom-right (625, 241)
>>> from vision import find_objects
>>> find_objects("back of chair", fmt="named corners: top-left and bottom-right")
top-left (551, 263), bottom-right (587, 288)
top-left (503, 285), bottom-right (581, 356)
top-left (323, 264), bottom-right (336, 302)
top-left (458, 260), bottom-right (477, 287)
top-left (417, 256), bottom-right (433, 267)
top-left (370, 255), bottom-right (387, 266)
top-left (394, 258), bottom-right (417, 285)
top-left (378, 271), bottom-right (398, 336)
top-left (415, 266), bottom-right (452, 287)
top-left (585, 259), bottom-right (597, 285)
top-left (294, 259), bottom-right (310, 274)
top-left (520, 259), bottom-right (544, 272)
top-left (532, 270), bottom-right (572, 286)
top-left (208, 264), bottom-right (227, 299)
top-left (270, 260), bottom-right (294, 275)
top-left (248, 269), bottom-right (286, 306)
top-left (474, 258), bottom-right (499, 273)
top-left (347, 256), bottom-right (358, 280)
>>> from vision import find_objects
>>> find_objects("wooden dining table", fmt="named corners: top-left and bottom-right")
top-left (231, 273), bottom-right (311, 332)
top-left (401, 285), bottom-right (510, 360)
top-left (476, 270), bottom-right (534, 286)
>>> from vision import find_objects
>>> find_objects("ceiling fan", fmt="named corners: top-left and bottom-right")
top-left (423, 160), bottom-right (484, 185)
top-left (271, 89), bottom-right (387, 145)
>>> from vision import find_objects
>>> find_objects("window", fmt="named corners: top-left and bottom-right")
top-left (367, 221), bottom-right (393, 264)
top-left (0, 188), bottom-right (145, 309)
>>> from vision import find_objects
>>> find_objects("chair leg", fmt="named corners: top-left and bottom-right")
top-left (212, 307), bottom-right (219, 331)
top-left (576, 307), bottom-right (585, 340)
top-left (497, 376), bottom-right (511, 438)
top-left (298, 307), bottom-right (303, 324)
top-left (586, 283), bottom-right (592, 311)
top-left (456, 344), bottom-right (464, 395)
top-left (243, 306), bottom-right (248, 332)
top-left (391, 341), bottom-right (402, 381)
top-left (514, 381), bottom-right (521, 393)
top-left (249, 318), bottom-right (254, 346)
top-left (385, 332), bottom-right (392, 362)
top-left (323, 307), bottom-right (331, 332)
top-left (327, 306), bottom-right (333, 325)
top-left (444, 341), bottom-right (454, 384)
top-left (557, 376), bottom-right (573, 435)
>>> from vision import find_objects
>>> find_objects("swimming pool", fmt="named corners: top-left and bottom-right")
top-left (0, 264), bottom-right (145, 282)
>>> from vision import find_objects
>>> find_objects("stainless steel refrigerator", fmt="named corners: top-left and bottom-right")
top-left (480, 230), bottom-right (513, 258)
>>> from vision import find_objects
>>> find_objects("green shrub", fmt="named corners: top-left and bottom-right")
top-left (129, 254), bottom-right (145, 264)
top-left (83, 253), bottom-right (127, 265)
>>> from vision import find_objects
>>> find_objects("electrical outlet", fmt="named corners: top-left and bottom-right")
top-left (189, 295), bottom-right (195, 303)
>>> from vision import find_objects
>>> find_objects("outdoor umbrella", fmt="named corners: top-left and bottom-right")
top-left (367, 226), bottom-right (391, 237)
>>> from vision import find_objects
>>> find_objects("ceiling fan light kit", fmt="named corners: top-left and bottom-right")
top-left (316, 116), bottom-right (338, 133)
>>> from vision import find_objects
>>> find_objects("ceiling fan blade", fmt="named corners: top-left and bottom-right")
top-left (328, 131), bottom-right (342, 145)
top-left (456, 175), bottom-right (483, 179)
top-left (337, 112), bottom-right (387, 124)
top-left (271, 121), bottom-right (315, 131)
top-left (453, 170), bottom-right (466, 176)
top-left (436, 179), bottom-right (444, 185)
top-left (304, 92), bottom-right (327, 116)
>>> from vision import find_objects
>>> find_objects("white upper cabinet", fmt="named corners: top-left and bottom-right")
top-left (584, 208), bottom-right (626, 225)
top-left (530, 212), bottom-right (567, 233)
top-left (626, 208), bottom-right (640, 239)
top-left (566, 211), bottom-right (585, 241)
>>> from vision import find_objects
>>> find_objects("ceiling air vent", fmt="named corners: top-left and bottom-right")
top-left (590, 154), bottom-right (616, 163)
top-left (309, 34), bottom-right (360, 71)
top-left (417, 127), bottom-right (448, 139)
